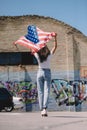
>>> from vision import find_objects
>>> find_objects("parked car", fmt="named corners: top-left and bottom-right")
top-left (0, 87), bottom-right (14, 112)
top-left (13, 96), bottom-right (24, 109)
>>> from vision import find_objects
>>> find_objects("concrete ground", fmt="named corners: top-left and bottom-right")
top-left (0, 111), bottom-right (87, 130)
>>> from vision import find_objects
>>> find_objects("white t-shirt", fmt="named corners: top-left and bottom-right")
top-left (34, 52), bottom-right (52, 69)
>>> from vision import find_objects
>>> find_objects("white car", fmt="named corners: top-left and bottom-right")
top-left (13, 96), bottom-right (24, 109)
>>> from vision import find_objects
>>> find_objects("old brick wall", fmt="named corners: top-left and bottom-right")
top-left (0, 15), bottom-right (87, 81)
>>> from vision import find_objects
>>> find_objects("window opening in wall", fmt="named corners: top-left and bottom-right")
top-left (0, 52), bottom-right (37, 65)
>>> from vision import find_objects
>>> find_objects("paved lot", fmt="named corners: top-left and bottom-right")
top-left (0, 111), bottom-right (87, 130)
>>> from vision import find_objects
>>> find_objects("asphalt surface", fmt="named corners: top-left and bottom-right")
top-left (0, 111), bottom-right (87, 130)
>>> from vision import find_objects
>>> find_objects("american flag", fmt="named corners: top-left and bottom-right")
top-left (14, 25), bottom-right (56, 52)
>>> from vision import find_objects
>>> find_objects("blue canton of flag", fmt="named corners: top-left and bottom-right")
top-left (25, 25), bottom-right (39, 44)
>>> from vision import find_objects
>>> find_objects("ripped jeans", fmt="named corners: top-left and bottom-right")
top-left (37, 68), bottom-right (51, 110)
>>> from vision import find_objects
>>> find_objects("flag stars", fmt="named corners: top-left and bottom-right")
top-left (25, 25), bottom-right (39, 44)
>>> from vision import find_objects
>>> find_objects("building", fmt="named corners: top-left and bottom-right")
top-left (0, 15), bottom-right (87, 82)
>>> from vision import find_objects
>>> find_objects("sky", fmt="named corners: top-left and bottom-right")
top-left (0, 0), bottom-right (87, 36)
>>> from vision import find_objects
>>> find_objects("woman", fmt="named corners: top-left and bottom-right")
top-left (34, 33), bottom-right (57, 116)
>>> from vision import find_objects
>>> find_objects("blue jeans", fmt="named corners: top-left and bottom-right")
top-left (37, 68), bottom-right (51, 110)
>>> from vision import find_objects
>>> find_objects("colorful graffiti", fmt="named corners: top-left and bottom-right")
top-left (0, 79), bottom-right (87, 111)
top-left (51, 79), bottom-right (87, 111)
top-left (0, 81), bottom-right (38, 104)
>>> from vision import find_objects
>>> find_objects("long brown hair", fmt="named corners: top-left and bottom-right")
top-left (37, 46), bottom-right (50, 62)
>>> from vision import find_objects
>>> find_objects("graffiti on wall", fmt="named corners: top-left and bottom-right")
top-left (0, 79), bottom-right (87, 111)
top-left (0, 81), bottom-right (38, 104)
top-left (51, 79), bottom-right (87, 111)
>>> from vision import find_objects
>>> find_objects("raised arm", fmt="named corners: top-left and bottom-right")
top-left (51, 33), bottom-right (57, 54)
